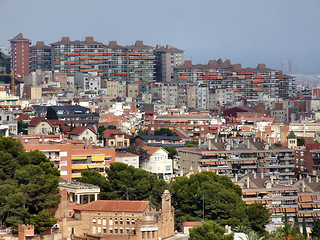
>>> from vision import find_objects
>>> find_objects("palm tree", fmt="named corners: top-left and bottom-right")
top-left (240, 230), bottom-right (265, 240)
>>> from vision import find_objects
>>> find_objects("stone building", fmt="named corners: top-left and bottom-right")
top-left (61, 190), bottom-right (174, 240)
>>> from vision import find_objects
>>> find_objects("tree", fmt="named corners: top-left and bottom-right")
top-left (297, 138), bottom-right (305, 146)
top-left (185, 140), bottom-right (198, 147)
top-left (302, 216), bottom-right (307, 239)
top-left (311, 217), bottom-right (320, 239)
top-left (46, 107), bottom-right (58, 120)
top-left (292, 212), bottom-right (300, 236)
top-left (154, 128), bottom-right (177, 136)
top-left (137, 129), bottom-right (148, 135)
top-left (0, 136), bottom-right (60, 233)
top-left (189, 221), bottom-right (234, 240)
top-left (273, 142), bottom-right (283, 147)
top-left (246, 203), bottom-right (271, 235)
top-left (127, 145), bottom-right (150, 163)
top-left (97, 126), bottom-right (107, 140)
top-left (107, 125), bottom-right (116, 129)
top-left (171, 171), bottom-right (248, 230)
top-left (162, 145), bottom-right (177, 158)
top-left (79, 162), bottom-right (170, 209)
top-left (18, 120), bottom-right (28, 135)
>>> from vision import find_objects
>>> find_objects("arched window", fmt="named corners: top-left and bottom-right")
top-left (109, 218), bottom-right (113, 225)
top-left (115, 218), bottom-right (118, 224)
top-left (102, 219), bottom-right (107, 225)
top-left (97, 218), bottom-right (101, 225)
top-left (92, 218), bottom-right (96, 224)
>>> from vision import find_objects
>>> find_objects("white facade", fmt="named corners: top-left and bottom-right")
top-left (115, 154), bottom-right (139, 169)
top-left (141, 148), bottom-right (173, 179)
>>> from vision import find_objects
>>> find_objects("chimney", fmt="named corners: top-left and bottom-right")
top-left (235, 173), bottom-right (238, 182)
top-left (85, 36), bottom-right (94, 43)
top-left (135, 40), bottom-right (143, 47)
top-left (253, 171), bottom-right (257, 179)
top-left (109, 41), bottom-right (117, 46)
top-left (247, 176), bottom-right (250, 188)
top-left (313, 170), bottom-right (317, 176)
top-left (261, 171), bottom-right (264, 178)
top-left (233, 64), bottom-right (242, 71)
top-left (302, 181), bottom-right (305, 192)
top-left (317, 177), bottom-right (319, 183)
top-left (257, 63), bottom-right (266, 70)
top-left (308, 175), bottom-right (312, 183)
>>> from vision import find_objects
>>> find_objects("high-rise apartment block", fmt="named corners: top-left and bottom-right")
top-left (103, 41), bottom-right (128, 82)
top-left (30, 41), bottom-right (51, 72)
top-left (127, 41), bottom-right (156, 82)
top-left (155, 45), bottom-right (183, 82)
top-left (10, 33), bottom-right (30, 82)
top-left (50, 37), bottom-right (105, 75)
top-left (174, 59), bottom-right (295, 103)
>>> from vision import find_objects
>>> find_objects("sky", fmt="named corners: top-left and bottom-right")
top-left (0, 0), bottom-right (319, 73)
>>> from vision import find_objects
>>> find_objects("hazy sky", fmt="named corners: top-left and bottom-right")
top-left (1, 0), bottom-right (319, 73)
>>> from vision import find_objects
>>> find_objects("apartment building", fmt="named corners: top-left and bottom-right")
top-left (0, 106), bottom-right (17, 136)
top-left (50, 37), bottom-right (105, 75)
top-left (103, 41), bottom-right (128, 81)
top-left (32, 105), bottom-right (99, 127)
top-left (30, 41), bottom-right (51, 72)
top-left (173, 59), bottom-right (295, 104)
top-left (127, 41), bottom-right (156, 82)
top-left (10, 33), bottom-right (30, 82)
top-left (17, 135), bottom-right (115, 181)
top-left (154, 45), bottom-right (183, 82)
top-left (160, 82), bottom-right (178, 106)
top-left (177, 137), bottom-right (295, 183)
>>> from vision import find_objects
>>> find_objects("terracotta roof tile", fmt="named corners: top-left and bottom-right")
top-left (70, 126), bottom-right (96, 135)
top-left (28, 117), bottom-right (46, 127)
top-left (103, 129), bottom-right (127, 139)
top-left (74, 200), bottom-right (149, 212)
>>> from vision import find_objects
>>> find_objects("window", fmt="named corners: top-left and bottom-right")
top-left (97, 219), bottom-right (101, 224)
top-left (97, 227), bottom-right (101, 233)
top-left (92, 227), bottom-right (96, 234)
top-left (92, 218), bottom-right (96, 223)
top-left (126, 219), bottom-right (130, 224)
top-left (102, 219), bottom-right (107, 225)
top-left (109, 229), bottom-right (113, 234)
top-left (132, 219), bottom-right (135, 224)
top-left (103, 228), bottom-right (107, 234)
top-left (119, 218), bottom-right (123, 224)
top-left (109, 218), bottom-right (113, 225)
top-left (120, 228), bottom-right (123, 234)
top-left (115, 218), bottom-right (118, 224)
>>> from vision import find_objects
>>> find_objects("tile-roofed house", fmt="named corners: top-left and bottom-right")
top-left (15, 114), bottom-right (31, 123)
top-left (69, 126), bottom-right (98, 145)
top-left (102, 129), bottom-right (129, 149)
top-left (58, 190), bottom-right (174, 240)
top-left (182, 221), bottom-right (203, 235)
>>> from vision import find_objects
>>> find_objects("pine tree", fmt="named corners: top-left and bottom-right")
top-left (311, 217), bottom-right (320, 239)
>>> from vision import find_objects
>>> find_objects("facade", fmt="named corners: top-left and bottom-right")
top-left (115, 152), bottom-right (139, 168)
top-left (32, 105), bottom-right (99, 127)
top-left (173, 60), bottom-right (295, 105)
top-left (18, 136), bottom-right (116, 181)
top-left (177, 137), bottom-right (295, 183)
top-left (154, 45), bottom-right (183, 82)
top-left (69, 126), bottom-right (98, 145)
top-left (30, 41), bottom-right (51, 72)
top-left (50, 37), bottom-right (105, 75)
top-left (102, 129), bottom-right (130, 149)
top-left (10, 33), bottom-right (30, 82)
top-left (103, 41), bottom-right (128, 81)
top-left (27, 117), bottom-right (59, 135)
top-left (127, 41), bottom-right (156, 82)
top-left (0, 107), bottom-right (17, 136)
top-left (141, 147), bottom-right (173, 179)
top-left (61, 190), bottom-right (174, 240)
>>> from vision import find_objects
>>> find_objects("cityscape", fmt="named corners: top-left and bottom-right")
top-left (1, 0), bottom-right (320, 240)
